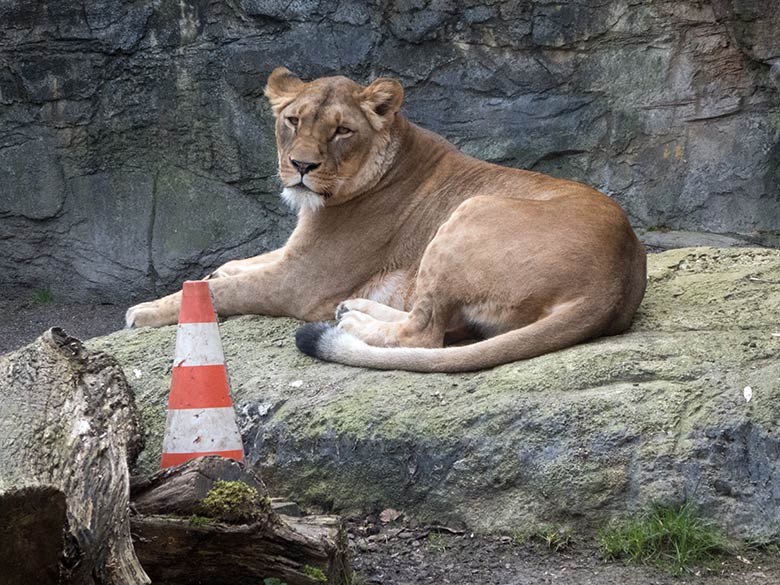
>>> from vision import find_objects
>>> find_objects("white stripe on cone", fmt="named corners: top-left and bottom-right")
top-left (173, 322), bottom-right (226, 367)
top-left (162, 407), bottom-right (244, 454)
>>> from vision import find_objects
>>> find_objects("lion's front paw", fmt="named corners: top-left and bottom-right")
top-left (125, 298), bottom-right (179, 328)
top-left (125, 303), bottom-right (159, 328)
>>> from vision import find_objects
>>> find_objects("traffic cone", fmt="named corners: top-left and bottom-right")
top-left (160, 280), bottom-right (245, 468)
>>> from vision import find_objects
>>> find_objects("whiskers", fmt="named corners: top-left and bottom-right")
top-left (277, 167), bottom-right (349, 209)
top-left (281, 185), bottom-right (326, 212)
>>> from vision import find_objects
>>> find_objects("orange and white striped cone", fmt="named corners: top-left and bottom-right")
top-left (160, 280), bottom-right (245, 468)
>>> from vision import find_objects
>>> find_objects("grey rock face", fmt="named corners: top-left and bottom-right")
top-left (1, 1), bottom-right (778, 301)
top-left (89, 248), bottom-right (780, 541)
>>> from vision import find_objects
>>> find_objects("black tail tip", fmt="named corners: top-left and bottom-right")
top-left (295, 321), bottom-right (332, 358)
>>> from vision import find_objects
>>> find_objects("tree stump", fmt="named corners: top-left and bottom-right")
top-left (130, 457), bottom-right (352, 585)
top-left (0, 328), bottom-right (149, 585)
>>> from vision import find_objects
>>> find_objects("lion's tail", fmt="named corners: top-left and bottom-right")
top-left (295, 303), bottom-right (604, 373)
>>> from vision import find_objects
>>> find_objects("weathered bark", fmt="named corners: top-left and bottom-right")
top-left (130, 457), bottom-right (351, 585)
top-left (131, 455), bottom-right (268, 517)
top-left (0, 331), bottom-right (351, 584)
top-left (0, 328), bottom-right (149, 585)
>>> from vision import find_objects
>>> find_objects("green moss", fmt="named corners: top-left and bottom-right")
top-left (31, 287), bottom-right (54, 304)
top-left (188, 514), bottom-right (214, 526)
top-left (200, 480), bottom-right (269, 524)
top-left (302, 564), bottom-right (328, 583)
top-left (646, 224), bottom-right (671, 233)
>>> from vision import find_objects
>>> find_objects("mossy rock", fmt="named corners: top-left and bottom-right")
top-left (89, 248), bottom-right (780, 541)
top-left (199, 480), bottom-right (269, 524)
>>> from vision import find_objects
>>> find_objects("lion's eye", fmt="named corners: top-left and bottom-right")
top-left (334, 126), bottom-right (352, 136)
top-left (286, 117), bottom-right (299, 129)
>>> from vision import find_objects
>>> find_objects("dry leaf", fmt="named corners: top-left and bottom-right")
top-left (379, 508), bottom-right (402, 523)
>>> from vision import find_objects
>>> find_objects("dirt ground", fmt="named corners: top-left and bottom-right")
top-left (0, 286), bottom-right (127, 354)
top-left (346, 518), bottom-right (780, 585)
top-left (2, 286), bottom-right (779, 585)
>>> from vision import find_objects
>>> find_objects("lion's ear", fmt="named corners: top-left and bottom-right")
top-left (265, 67), bottom-right (304, 116)
top-left (360, 78), bottom-right (404, 130)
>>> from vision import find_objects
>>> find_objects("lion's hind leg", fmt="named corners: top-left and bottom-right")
top-left (336, 295), bottom-right (449, 349)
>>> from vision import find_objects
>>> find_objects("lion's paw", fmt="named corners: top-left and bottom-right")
top-left (335, 299), bottom-right (370, 321)
top-left (335, 301), bottom-right (351, 321)
top-left (125, 300), bottom-right (177, 328)
top-left (336, 310), bottom-right (394, 346)
top-left (336, 309), bottom-right (373, 333)
top-left (125, 302), bottom-right (155, 328)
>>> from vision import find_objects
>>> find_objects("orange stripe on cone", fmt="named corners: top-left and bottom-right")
top-left (160, 280), bottom-right (244, 469)
top-left (168, 365), bottom-right (233, 409)
top-left (161, 450), bottom-right (245, 468)
top-left (178, 280), bottom-right (218, 324)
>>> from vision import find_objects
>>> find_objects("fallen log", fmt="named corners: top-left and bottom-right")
top-left (0, 328), bottom-right (149, 585)
top-left (0, 330), bottom-right (351, 584)
top-left (130, 456), bottom-right (351, 585)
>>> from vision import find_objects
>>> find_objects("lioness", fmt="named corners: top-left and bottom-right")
top-left (126, 67), bottom-right (647, 372)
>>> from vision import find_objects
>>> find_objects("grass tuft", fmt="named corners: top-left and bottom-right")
top-left (512, 523), bottom-right (574, 551)
top-left (425, 532), bottom-right (447, 553)
top-left (535, 524), bottom-right (574, 551)
top-left (599, 502), bottom-right (728, 574)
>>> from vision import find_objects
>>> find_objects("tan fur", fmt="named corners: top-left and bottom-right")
top-left (126, 68), bottom-right (647, 372)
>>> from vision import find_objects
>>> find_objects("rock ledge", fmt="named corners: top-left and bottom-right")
top-left (89, 248), bottom-right (780, 540)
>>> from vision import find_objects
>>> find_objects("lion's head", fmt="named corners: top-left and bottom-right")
top-left (264, 67), bottom-right (404, 211)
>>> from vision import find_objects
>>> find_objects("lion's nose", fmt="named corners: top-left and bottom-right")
top-left (290, 159), bottom-right (321, 175)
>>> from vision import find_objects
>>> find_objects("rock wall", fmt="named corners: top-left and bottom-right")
top-left (1, 1), bottom-right (779, 301)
